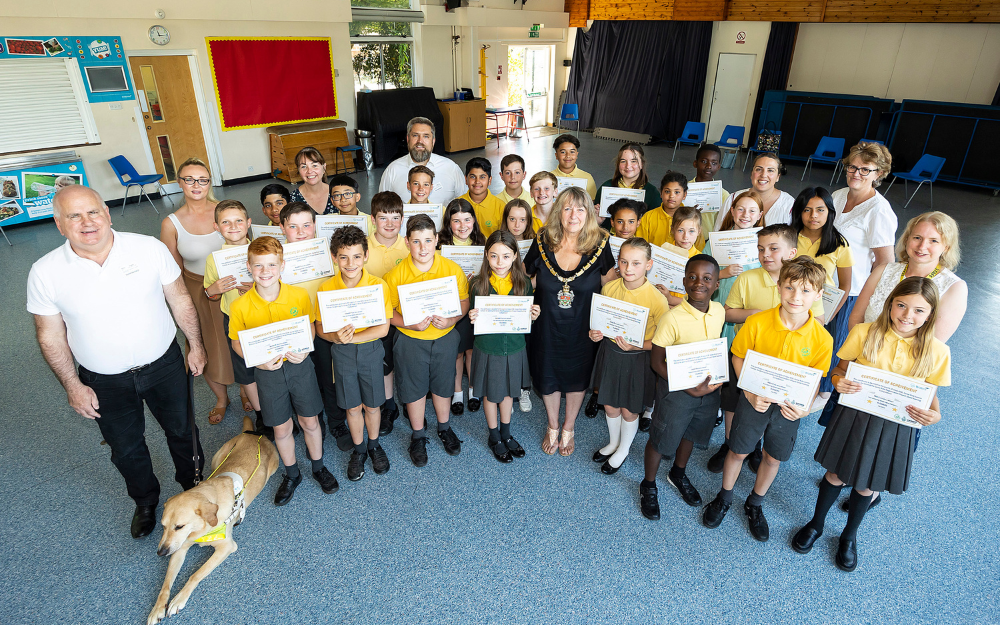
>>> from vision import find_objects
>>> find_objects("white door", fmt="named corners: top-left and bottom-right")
top-left (707, 53), bottom-right (755, 144)
top-left (521, 46), bottom-right (550, 128)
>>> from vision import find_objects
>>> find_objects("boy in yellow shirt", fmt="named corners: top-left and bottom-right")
top-left (328, 174), bottom-right (362, 216)
top-left (529, 171), bottom-right (557, 231)
top-left (316, 226), bottom-right (393, 481)
top-left (459, 157), bottom-right (505, 235)
top-left (551, 134), bottom-right (597, 200)
top-left (229, 236), bottom-right (339, 506)
top-left (703, 256), bottom-right (833, 541)
top-left (497, 154), bottom-right (529, 205)
top-left (692, 144), bottom-right (729, 232)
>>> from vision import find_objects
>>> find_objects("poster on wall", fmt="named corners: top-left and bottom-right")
top-left (0, 36), bottom-right (135, 103)
top-left (0, 160), bottom-right (89, 226)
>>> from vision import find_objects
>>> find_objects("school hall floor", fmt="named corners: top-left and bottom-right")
top-left (1, 133), bottom-right (997, 625)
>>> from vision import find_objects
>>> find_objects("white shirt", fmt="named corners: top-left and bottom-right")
top-left (378, 152), bottom-right (466, 206)
top-left (832, 188), bottom-right (897, 296)
top-left (714, 189), bottom-right (794, 231)
top-left (27, 230), bottom-right (182, 375)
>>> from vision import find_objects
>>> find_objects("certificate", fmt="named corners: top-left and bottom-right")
top-left (396, 276), bottom-right (463, 326)
top-left (598, 186), bottom-right (645, 217)
top-left (441, 245), bottom-right (485, 276)
top-left (317, 285), bottom-right (387, 333)
top-left (838, 362), bottom-right (936, 429)
top-left (251, 224), bottom-right (286, 243)
top-left (280, 238), bottom-right (335, 284)
top-left (474, 296), bottom-right (533, 335)
top-left (647, 245), bottom-right (687, 294)
top-left (211, 244), bottom-right (251, 283)
top-left (402, 203), bottom-right (444, 231)
top-left (822, 284), bottom-right (846, 318)
top-left (556, 177), bottom-right (588, 194)
top-left (589, 293), bottom-right (649, 348)
top-left (517, 239), bottom-right (533, 261)
top-left (737, 350), bottom-right (824, 410)
top-left (609, 236), bottom-right (625, 263)
top-left (708, 228), bottom-right (761, 266)
top-left (237, 316), bottom-right (314, 368)
top-left (686, 181), bottom-right (724, 212)
top-left (315, 214), bottom-right (369, 239)
top-left (665, 338), bottom-right (730, 392)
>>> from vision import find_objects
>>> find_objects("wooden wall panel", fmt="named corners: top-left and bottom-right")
top-left (725, 1), bottom-right (826, 22)
top-left (824, 1), bottom-right (1000, 23)
top-left (565, 0), bottom-right (591, 27)
top-left (672, 0), bottom-right (726, 20)
top-left (587, 0), bottom-right (674, 21)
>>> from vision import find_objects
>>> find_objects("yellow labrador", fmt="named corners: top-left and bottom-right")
top-left (147, 417), bottom-right (279, 625)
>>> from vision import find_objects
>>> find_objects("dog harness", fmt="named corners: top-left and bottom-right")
top-left (193, 436), bottom-right (263, 544)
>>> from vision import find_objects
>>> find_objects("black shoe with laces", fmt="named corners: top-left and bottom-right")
top-left (707, 443), bottom-right (729, 474)
top-left (409, 437), bottom-right (428, 467)
top-left (313, 467), bottom-right (339, 494)
top-left (274, 472), bottom-right (303, 506)
top-left (702, 493), bottom-right (731, 528)
top-left (584, 393), bottom-right (601, 418)
top-left (667, 471), bottom-right (703, 507)
top-left (639, 482), bottom-right (660, 520)
top-left (347, 451), bottom-right (366, 481)
top-left (378, 406), bottom-right (399, 436)
top-left (368, 445), bottom-right (390, 474)
top-left (502, 436), bottom-right (525, 458)
top-left (744, 501), bottom-right (769, 541)
top-left (329, 421), bottom-right (354, 452)
top-left (438, 428), bottom-right (462, 455)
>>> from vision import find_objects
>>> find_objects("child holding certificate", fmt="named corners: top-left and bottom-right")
top-left (501, 199), bottom-right (536, 241)
top-left (467, 230), bottom-right (540, 462)
top-left (384, 214), bottom-right (471, 467)
top-left (692, 144), bottom-right (729, 231)
top-left (589, 238), bottom-right (669, 474)
top-left (316, 226), bottom-right (393, 481)
top-left (407, 165), bottom-right (434, 205)
top-left (529, 171), bottom-right (557, 230)
top-left (654, 206), bottom-right (705, 306)
top-left (202, 200), bottom-right (262, 432)
top-left (366, 192), bottom-right (408, 435)
top-left (459, 157), bottom-right (505, 235)
top-left (793, 277), bottom-right (949, 571)
top-left (639, 254), bottom-right (723, 519)
top-left (637, 171), bottom-right (688, 247)
top-left (328, 174), bottom-right (362, 216)
top-left (439, 199), bottom-right (487, 416)
top-left (229, 236), bottom-right (339, 506)
top-left (702, 257), bottom-right (832, 542)
top-left (260, 183), bottom-right (290, 226)
top-left (498, 155), bottom-right (529, 205)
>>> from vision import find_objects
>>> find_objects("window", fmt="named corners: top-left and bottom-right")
top-left (349, 0), bottom-right (422, 92)
top-left (0, 58), bottom-right (100, 155)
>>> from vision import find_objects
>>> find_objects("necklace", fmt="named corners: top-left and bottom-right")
top-left (900, 263), bottom-right (941, 282)
top-left (539, 235), bottom-right (608, 309)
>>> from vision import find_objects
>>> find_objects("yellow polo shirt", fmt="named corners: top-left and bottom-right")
top-left (384, 253), bottom-right (470, 341)
top-left (203, 240), bottom-right (250, 316)
top-left (837, 323), bottom-right (950, 385)
top-left (600, 278), bottom-right (669, 342)
top-left (498, 186), bottom-right (529, 205)
top-left (652, 299), bottom-right (726, 347)
top-left (732, 306), bottom-right (833, 374)
top-left (551, 166), bottom-right (598, 200)
top-left (530, 205), bottom-right (548, 232)
top-left (316, 269), bottom-right (393, 344)
top-left (459, 191), bottom-right (505, 236)
top-left (228, 282), bottom-right (314, 338)
top-left (796, 233), bottom-right (854, 286)
top-left (725, 267), bottom-right (825, 332)
top-left (637, 206), bottom-right (707, 249)
top-left (365, 233), bottom-right (408, 279)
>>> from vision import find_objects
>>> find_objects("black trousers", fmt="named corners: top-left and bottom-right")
top-left (77, 341), bottom-right (203, 507)
top-left (310, 335), bottom-right (346, 432)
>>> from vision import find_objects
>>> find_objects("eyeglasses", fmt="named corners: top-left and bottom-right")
top-left (845, 165), bottom-right (878, 176)
top-left (331, 191), bottom-right (356, 201)
top-left (179, 177), bottom-right (211, 186)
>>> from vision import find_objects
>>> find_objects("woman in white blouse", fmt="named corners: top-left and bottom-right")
top-left (714, 152), bottom-right (794, 230)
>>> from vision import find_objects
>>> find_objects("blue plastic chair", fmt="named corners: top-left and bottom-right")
top-left (671, 121), bottom-right (706, 161)
top-left (108, 155), bottom-right (166, 216)
top-left (558, 103), bottom-right (580, 134)
top-left (885, 154), bottom-right (946, 209)
top-left (834, 139), bottom-right (884, 184)
top-left (714, 125), bottom-right (745, 150)
top-left (801, 136), bottom-right (846, 185)
top-left (335, 145), bottom-right (367, 179)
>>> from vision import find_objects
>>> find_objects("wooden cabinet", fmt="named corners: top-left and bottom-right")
top-left (436, 99), bottom-right (487, 153)
top-left (268, 120), bottom-right (353, 184)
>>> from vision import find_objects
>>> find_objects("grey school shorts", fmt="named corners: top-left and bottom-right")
top-left (330, 339), bottom-right (387, 410)
top-left (393, 329), bottom-right (460, 404)
top-left (253, 357), bottom-right (325, 427)
top-left (728, 391), bottom-right (801, 462)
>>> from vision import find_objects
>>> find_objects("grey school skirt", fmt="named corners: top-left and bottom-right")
top-left (589, 340), bottom-right (651, 415)
top-left (330, 340), bottom-right (387, 410)
top-left (470, 346), bottom-right (531, 404)
top-left (814, 404), bottom-right (917, 495)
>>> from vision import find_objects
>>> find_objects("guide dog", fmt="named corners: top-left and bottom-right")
top-left (147, 416), bottom-right (279, 624)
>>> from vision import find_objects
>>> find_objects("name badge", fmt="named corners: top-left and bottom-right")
top-left (120, 262), bottom-right (140, 277)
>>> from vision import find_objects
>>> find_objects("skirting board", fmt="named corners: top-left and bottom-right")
top-left (593, 128), bottom-right (651, 144)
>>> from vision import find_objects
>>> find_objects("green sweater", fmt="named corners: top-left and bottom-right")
top-left (470, 281), bottom-right (534, 356)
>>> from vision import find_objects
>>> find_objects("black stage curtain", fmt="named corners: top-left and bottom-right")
top-left (749, 22), bottom-right (798, 139)
top-left (565, 21), bottom-right (712, 141)
top-left (993, 82), bottom-right (1000, 107)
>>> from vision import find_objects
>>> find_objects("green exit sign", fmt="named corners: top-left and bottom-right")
top-left (530, 24), bottom-right (541, 31)
top-left (529, 31), bottom-right (539, 38)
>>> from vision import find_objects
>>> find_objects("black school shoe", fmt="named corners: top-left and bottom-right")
top-left (584, 393), bottom-right (601, 418)
top-left (702, 493), bottom-right (731, 528)
top-left (836, 537), bottom-right (858, 572)
top-left (378, 405), bottom-right (399, 436)
top-left (593, 449), bottom-right (612, 463)
top-left (490, 438), bottom-right (513, 463)
top-left (639, 482), bottom-right (660, 520)
top-left (368, 445), bottom-right (391, 474)
top-left (667, 472), bottom-right (703, 507)
top-left (744, 501), bottom-right (770, 542)
top-left (467, 397), bottom-right (482, 412)
top-left (313, 467), bottom-right (340, 494)
top-left (329, 421), bottom-right (354, 452)
top-left (707, 443), bottom-right (729, 474)
top-left (503, 436), bottom-right (525, 458)
top-left (131, 504), bottom-right (157, 539)
top-left (409, 437), bottom-right (428, 467)
top-left (791, 525), bottom-right (822, 554)
top-left (439, 428), bottom-right (463, 455)
top-left (451, 400), bottom-right (465, 416)
top-left (274, 472), bottom-right (303, 506)
top-left (638, 416), bottom-right (651, 432)
top-left (347, 451), bottom-right (366, 482)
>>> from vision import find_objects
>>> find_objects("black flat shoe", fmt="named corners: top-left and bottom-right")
top-left (378, 406), bottom-right (398, 436)
top-left (131, 504), bottom-right (157, 539)
top-left (840, 492), bottom-right (881, 513)
top-left (330, 422), bottom-right (354, 452)
top-left (467, 397), bottom-right (481, 412)
top-left (707, 443), bottom-right (729, 474)
top-left (451, 401), bottom-right (464, 416)
top-left (274, 472), bottom-right (302, 506)
top-left (593, 449), bottom-right (612, 463)
top-left (502, 436), bottom-right (525, 458)
top-left (490, 439), bottom-right (513, 463)
top-left (640, 483), bottom-right (660, 520)
top-left (744, 502), bottom-right (770, 542)
top-left (667, 472), bottom-right (702, 507)
top-left (638, 416), bottom-right (651, 432)
top-left (584, 393), bottom-right (600, 418)
top-left (409, 437), bottom-right (428, 467)
top-left (702, 494), bottom-right (731, 529)
top-left (792, 525), bottom-right (822, 554)
top-left (836, 537), bottom-right (858, 572)
top-left (438, 428), bottom-right (462, 455)
top-left (600, 459), bottom-right (621, 475)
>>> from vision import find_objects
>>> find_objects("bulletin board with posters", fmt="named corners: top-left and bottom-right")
top-left (0, 35), bottom-right (134, 103)
top-left (0, 154), bottom-right (89, 229)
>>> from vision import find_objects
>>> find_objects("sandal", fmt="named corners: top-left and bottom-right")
top-left (542, 427), bottom-right (560, 455)
top-left (208, 402), bottom-right (229, 425)
top-left (559, 429), bottom-right (575, 456)
top-left (239, 388), bottom-right (252, 413)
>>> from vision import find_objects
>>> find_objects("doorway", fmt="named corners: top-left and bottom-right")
top-left (507, 46), bottom-right (551, 128)
top-left (128, 55), bottom-right (211, 194)
top-left (707, 53), bottom-right (755, 144)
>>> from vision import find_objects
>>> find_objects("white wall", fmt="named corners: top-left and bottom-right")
top-left (700, 21), bottom-right (772, 144)
top-left (788, 23), bottom-right (1000, 104)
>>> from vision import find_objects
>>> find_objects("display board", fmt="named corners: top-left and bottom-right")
top-left (0, 35), bottom-right (134, 103)
top-left (0, 158), bottom-right (89, 227)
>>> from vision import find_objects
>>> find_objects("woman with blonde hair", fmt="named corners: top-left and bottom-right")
top-left (523, 187), bottom-right (617, 455)
top-left (160, 157), bottom-right (236, 423)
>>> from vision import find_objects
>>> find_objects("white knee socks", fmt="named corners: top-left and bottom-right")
top-left (599, 414), bottom-right (622, 455)
top-left (608, 418), bottom-right (639, 468)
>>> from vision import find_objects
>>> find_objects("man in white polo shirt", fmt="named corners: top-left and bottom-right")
top-left (27, 185), bottom-right (208, 539)
top-left (378, 116), bottom-right (466, 205)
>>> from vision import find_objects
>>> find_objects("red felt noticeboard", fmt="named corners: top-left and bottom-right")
top-left (206, 37), bottom-right (338, 131)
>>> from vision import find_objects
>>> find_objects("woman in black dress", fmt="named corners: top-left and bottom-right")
top-left (524, 187), bottom-right (616, 456)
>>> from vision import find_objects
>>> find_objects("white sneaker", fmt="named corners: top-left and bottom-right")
top-left (519, 389), bottom-right (532, 412)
